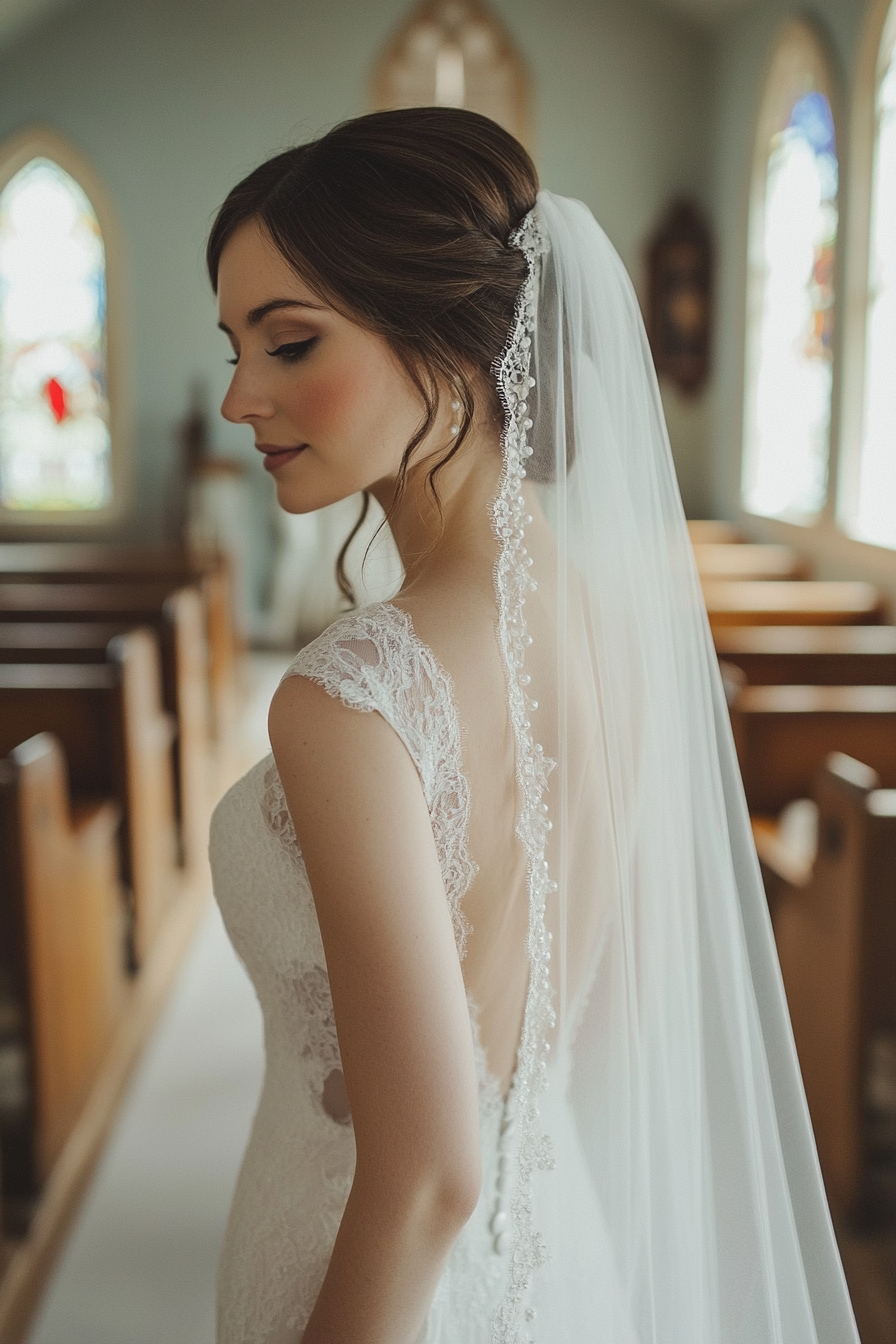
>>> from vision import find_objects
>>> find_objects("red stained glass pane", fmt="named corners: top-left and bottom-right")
top-left (44, 376), bottom-right (68, 424)
top-left (0, 158), bottom-right (111, 511)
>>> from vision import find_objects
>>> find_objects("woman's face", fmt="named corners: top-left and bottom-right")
top-left (216, 221), bottom-right (447, 513)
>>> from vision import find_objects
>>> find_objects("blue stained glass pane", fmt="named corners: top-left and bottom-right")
top-left (789, 91), bottom-right (836, 155)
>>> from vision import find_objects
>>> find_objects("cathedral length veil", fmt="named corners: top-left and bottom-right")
top-left (484, 190), bottom-right (860, 1343)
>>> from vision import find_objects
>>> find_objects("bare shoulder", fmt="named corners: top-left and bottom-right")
top-left (268, 664), bottom-right (341, 745)
top-left (268, 666), bottom-right (406, 792)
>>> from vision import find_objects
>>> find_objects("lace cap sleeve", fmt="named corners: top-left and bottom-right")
top-left (280, 601), bottom-right (476, 956)
top-left (285, 604), bottom-right (410, 721)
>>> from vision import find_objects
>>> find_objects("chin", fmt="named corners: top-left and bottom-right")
top-left (276, 494), bottom-right (323, 516)
top-left (274, 480), bottom-right (357, 516)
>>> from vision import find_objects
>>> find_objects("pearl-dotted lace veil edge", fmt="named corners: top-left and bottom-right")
top-left (486, 190), bottom-right (860, 1344)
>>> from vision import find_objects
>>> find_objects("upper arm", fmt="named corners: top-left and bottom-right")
top-left (268, 672), bottom-right (481, 1197)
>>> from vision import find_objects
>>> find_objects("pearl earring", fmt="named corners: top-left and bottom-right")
top-left (450, 399), bottom-right (461, 437)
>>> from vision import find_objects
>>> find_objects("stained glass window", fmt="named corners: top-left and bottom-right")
top-left (851, 6), bottom-right (896, 549)
top-left (742, 27), bottom-right (839, 523)
top-left (0, 157), bottom-right (111, 512)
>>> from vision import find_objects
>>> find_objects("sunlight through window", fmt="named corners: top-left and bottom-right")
top-left (372, 0), bottom-right (530, 150)
top-left (0, 157), bottom-right (111, 511)
top-left (852, 13), bottom-right (896, 549)
top-left (743, 89), bottom-right (838, 521)
top-left (742, 22), bottom-right (840, 525)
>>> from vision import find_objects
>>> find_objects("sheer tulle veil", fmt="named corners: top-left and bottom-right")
top-left (486, 190), bottom-right (860, 1343)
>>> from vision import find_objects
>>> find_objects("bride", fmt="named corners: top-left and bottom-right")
top-left (207, 108), bottom-right (859, 1344)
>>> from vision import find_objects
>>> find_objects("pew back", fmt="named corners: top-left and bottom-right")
top-left (766, 757), bottom-right (896, 1219)
top-left (0, 582), bottom-right (184, 622)
top-left (0, 598), bottom-right (210, 873)
top-left (0, 543), bottom-right (195, 582)
top-left (0, 735), bottom-right (126, 1190)
top-left (0, 543), bottom-right (236, 726)
top-left (731, 684), bottom-right (896, 812)
top-left (0, 633), bottom-right (177, 964)
top-left (687, 520), bottom-right (743, 544)
top-left (162, 588), bottom-right (210, 872)
top-left (715, 625), bottom-right (896, 686)
top-left (694, 542), bottom-right (807, 580)
top-left (704, 579), bottom-right (884, 627)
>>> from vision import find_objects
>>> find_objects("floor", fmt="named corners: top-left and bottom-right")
top-left (25, 654), bottom-right (290, 1344)
top-left (20, 654), bottom-right (896, 1343)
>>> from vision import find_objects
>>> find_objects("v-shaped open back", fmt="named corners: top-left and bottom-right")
top-left (280, 599), bottom-right (536, 1098)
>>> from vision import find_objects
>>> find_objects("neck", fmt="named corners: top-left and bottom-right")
top-left (370, 421), bottom-right (504, 598)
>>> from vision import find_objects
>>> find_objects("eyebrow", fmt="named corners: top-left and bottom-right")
top-left (217, 297), bottom-right (324, 335)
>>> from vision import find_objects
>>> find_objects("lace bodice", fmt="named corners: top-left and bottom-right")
top-left (263, 601), bottom-right (477, 958)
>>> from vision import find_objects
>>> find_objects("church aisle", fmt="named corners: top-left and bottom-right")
top-left (22, 656), bottom-right (293, 1344)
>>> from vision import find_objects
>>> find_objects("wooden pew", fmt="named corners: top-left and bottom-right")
top-left (0, 545), bottom-right (237, 740)
top-left (715, 625), bottom-right (896, 687)
top-left (687, 520), bottom-right (743, 544)
top-left (0, 632), bottom-right (177, 966)
top-left (693, 542), bottom-right (807, 580)
top-left (197, 563), bottom-right (239, 740)
top-left (0, 542), bottom-right (196, 581)
top-left (704, 579), bottom-right (884, 628)
top-left (0, 622), bottom-right (129, 663)
top-left (754, 754), bottom-right (896, 1221)
top-left (162, 589), bottom-right (211, 874)
top-left (0, 596), bottom-right (209, 875)
top-left (0, 583), bottom-right (210, 865)
top-left (0, 580), bottom-right (184, 623)
top-left (0, 734), bottom-right (127, 1199)
top-left (730, 683), bottom-right (896, 813)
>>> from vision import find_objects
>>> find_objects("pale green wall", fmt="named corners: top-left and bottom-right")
top-left (0, 0), bottom-right (714, 576)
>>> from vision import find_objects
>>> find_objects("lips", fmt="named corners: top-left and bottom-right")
top-left (256, 443), bottom-right (307, 472)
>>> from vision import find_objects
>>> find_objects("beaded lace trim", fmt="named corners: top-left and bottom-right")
top-left (489, 206), bottom-right (557, 1344)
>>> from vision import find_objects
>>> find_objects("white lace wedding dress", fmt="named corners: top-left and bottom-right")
top-left (210, 600), bottom-right (612, 1344)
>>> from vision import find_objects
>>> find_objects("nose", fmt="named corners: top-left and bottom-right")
top-left (220, 361), bottom-right (276, 426)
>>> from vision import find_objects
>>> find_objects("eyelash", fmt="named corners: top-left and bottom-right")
top-left (226, 338), bottom-right (317, 367)
top-left (267, 338), bottom-right (317, 362)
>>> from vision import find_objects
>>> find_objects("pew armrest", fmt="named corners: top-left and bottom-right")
top-left (752, 810), bottom-right (816, 888)
top-left (71, 797), bottom-right (122, 846)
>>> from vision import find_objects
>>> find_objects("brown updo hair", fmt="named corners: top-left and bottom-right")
top-left (207, 107), bottom-right (538, 600)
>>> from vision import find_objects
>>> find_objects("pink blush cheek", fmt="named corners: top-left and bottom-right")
top-left (296, 356), bottom-right (388, 441)
top-left (291, 369), bottom-right (352, 438)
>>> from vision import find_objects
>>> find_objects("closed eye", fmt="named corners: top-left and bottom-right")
top-left (266, 338), bottom-right (317, 362)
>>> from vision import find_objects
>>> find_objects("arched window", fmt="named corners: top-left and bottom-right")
top-left (371, 0), bottom-right (531, 150)
top-left (0, 129), bottom-right (122, 520)
top-left (741, 19), bottom-right (840, 523)
top-left (847, 0), bottom-right (896, 548)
